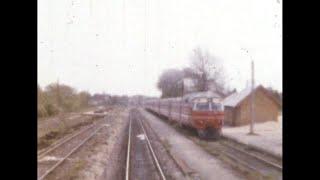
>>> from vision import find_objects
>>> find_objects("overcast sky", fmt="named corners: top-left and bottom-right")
top-left (38, 0), bottom-right (282, 96)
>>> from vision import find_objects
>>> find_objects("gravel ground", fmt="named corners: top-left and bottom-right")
top-left (74, 107), bottom-right (129, 180)
top-left (38, 107), bottom-right (108, 139)
top-left (223, 119), bottom-right (282, 158)
top-left (98, 118), bottom-right (128, 180)
top-left (38, 124), bottom-right (102, 178)
top-left (139, 108), bottom-right (246, 180)
top-left (38, 108), bottom-right (92, 136)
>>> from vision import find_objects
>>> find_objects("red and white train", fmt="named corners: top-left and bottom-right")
top-left (144, 95), bottom-right (224, 138)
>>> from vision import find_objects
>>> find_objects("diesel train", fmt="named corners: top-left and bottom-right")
top-left (144, 95), bottom-right (224, 138)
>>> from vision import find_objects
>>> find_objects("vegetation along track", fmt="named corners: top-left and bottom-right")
top-left (37, 120), bottom-right (108, 180)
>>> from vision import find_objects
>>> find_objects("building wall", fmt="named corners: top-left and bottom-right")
top-left (235, 90), bottom-right (280, 126)
top-left (234, 107), bottom-right (241, 126)
top-left (224, 107), bottom-right (234, 126)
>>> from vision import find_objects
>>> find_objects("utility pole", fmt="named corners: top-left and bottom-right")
top-left (249, 60), bottom-right (255, 134)
top-left (241, 48), bottom-right (255, 135)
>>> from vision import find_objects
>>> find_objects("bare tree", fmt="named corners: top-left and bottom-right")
top-left (182, 67), bottom-right (198, 79)
top-left (190, 47), bottom-right (229, 96)
top-left (156, 48), bottom-right (231, 98)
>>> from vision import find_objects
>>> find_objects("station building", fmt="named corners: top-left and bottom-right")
top-left (222, 85), bottom-right (282, 126)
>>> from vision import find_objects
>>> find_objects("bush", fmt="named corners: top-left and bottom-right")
top-left (38, 83), bottom-right (91, 118)
top-left (44, 103), bottom-right (60, 116)
top-left (37, 104), bottom-right (48, 117)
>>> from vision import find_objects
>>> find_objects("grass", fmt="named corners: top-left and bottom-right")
top-left (38, 115), bottom-right (101, 151)
top-left (38, 128), bottom-right (63, 150)
top-left (162, 138), bottom-right (172, 150)
top-left (67, 159), bottom-right (87, 180)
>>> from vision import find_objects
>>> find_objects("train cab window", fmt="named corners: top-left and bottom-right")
top-left (211, 103), bottom-right (224, 111)
top-left (211, 103), bottom-right (218, 110)
top-left (193, 102), bottom-right (210, 111)
top-left (211, 98), bottom-right (224, 111)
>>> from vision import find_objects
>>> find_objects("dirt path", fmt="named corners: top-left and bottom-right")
top-left (139, 108), bottom-right (246, 180)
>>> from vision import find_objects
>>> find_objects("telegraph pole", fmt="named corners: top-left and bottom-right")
top-left (249, 60), bottom-right (255, 134)
top-left (241, 48), bottom-right (255, 135)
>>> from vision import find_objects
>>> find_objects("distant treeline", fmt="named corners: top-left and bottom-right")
top-left (38, 83), bottom-right (91, 118)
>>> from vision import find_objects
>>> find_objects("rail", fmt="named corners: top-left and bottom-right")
top-left (220, 141), bottom-right (282, 171)
top-left (38, 124), bottom-right (95, 159)
top-left (38, 126), bottom-right (105, 180)
top-left (125, 113), bottom-right (166, 180)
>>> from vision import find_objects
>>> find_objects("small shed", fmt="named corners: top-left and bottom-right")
top-left (222, 85), bottom-right (281, 126)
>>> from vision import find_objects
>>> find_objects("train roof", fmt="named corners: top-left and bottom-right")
top-left (183, 91), bottom-right (222, 102)
top-left (144, 91), bottom-right (222, 103)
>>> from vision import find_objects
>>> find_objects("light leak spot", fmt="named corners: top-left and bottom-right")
top-left (136, 134), bottom-right (146, 141)
top-left (39, 156), bottom-right (63, 162)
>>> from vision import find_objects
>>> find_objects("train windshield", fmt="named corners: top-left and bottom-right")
top-left (193, 98), bottom-right (211, 111)
top-left (211, 103), bottom-right (224, 111)
top-left (193, 98), bottom-right (223, 111)
top-left (194, 102), bottom-right (210, 111)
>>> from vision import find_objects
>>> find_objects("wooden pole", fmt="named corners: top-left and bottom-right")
top-left (249, 61), bottom-right (255, 134)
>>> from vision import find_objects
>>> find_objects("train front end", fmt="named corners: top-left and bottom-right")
top-left (191, 97), bottom-right (224, 138)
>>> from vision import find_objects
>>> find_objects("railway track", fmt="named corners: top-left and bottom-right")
top-left (219, 140), bottom-right (282, 171)
top-left (37, 115), bottom-right (110, 158)
top-left (37, 124), bottom-right (95, 158)
top-left (192, 137), bottom-right (282, 179)
top-left (125, 110), bottom-right (166, 180)
top-left (37, 122), bottom-right (107, 180)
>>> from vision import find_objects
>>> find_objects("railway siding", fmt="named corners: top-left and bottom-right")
top-left (38, 124), bottom-right (106, 180)
top-left (37, 107), bottom-right (129, 180)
